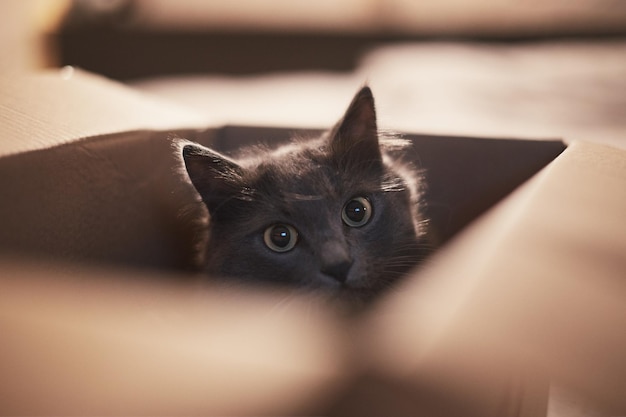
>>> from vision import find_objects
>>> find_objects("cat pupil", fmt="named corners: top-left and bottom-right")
top-left (346, 201), bottom-right (365, 222)
top-left (342, 197), bottom-right (372, 227)
top-left (272, 226), bottom-right (290, 247)
top-left (181, 86), bottom-right (425, 298)
top-left (264, 224), bottom-right (298, 252)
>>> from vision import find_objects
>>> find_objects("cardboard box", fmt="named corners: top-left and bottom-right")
top-left (1, 69), bottom-right (624, 416)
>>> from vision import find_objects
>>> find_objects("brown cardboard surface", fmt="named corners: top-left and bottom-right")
top-left (0, 68), bottom-right (206, 158)
top-left (0, 126), bottom-right (564, 271)
top-left (1, 69), bottom-right (623, 416)
top-left (0, 129), bottom-right (211, 271)
top-left (4, 141), bottom-right (623, 415)
top-left (0, 259), bottom-right (346, 416)
top-left (366, 141), bottom-right (626, 414)
top-left (0, 69), bottom-right (561, 274)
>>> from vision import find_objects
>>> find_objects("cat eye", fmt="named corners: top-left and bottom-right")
top-left (263, 224), bottom-right (298, 252)
top-left (342, 196), bottom-right (372, 227)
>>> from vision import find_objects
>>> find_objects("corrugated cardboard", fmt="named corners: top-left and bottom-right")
top-left (1, 69), bottom-right (624, 416)
top-left (0, 68), bottom-right (206, 157)
top-left (362, 140), bottom-right (626, 416)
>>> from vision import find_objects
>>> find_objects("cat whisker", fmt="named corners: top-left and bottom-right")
top-left (180, 86), bottom-right (429, 302)
top-left (266, 291), bottom-right (301, 317)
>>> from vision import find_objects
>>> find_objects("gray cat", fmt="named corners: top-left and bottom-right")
top-left (180, 87), bottom-right (428, 302)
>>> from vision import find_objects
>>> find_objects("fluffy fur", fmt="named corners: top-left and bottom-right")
top-left (179, 87), bottom-right (428, 302)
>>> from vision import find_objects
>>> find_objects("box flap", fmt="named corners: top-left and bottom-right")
top-left (366, 141), bottom-right (626, 413)
top-left (0, 68), bottom-right (206, 158)
top-left (0, 258), bottom-right (345, 416)
top-left (0, 126), bottom-right (564, 271)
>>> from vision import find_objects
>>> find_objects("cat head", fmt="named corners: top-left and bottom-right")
top-left (181, 87), bottom-right (427, 301)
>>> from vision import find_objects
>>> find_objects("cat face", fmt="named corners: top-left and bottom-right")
top-left (182, 87), bottom-right (426, 300)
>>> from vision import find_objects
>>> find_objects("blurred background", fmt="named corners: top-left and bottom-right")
top-left (1, 0), bottom-right (625, 146)
top-left (2, 0), bottom-right (626, 77)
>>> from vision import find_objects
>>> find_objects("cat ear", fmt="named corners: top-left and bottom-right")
top-left (181, 143), bottom-right (245, 214)
top-left (330, 86), bottom-right (382, 167)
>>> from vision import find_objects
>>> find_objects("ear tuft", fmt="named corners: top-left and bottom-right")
top-left (330, 86), bottom-right (382, 167)
top-left (181, 142), bottom-right (245, 214)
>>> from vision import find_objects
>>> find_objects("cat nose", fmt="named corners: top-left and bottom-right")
top-left (322, 259), bottom-right (353, 283)
top-left (320, 242), bottom-right (353, 283)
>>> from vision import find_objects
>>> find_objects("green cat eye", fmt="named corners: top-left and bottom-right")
top-left (264, 224), bottom-right (298, 253)
top-left (342, 196), bottom-right (372, 227)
